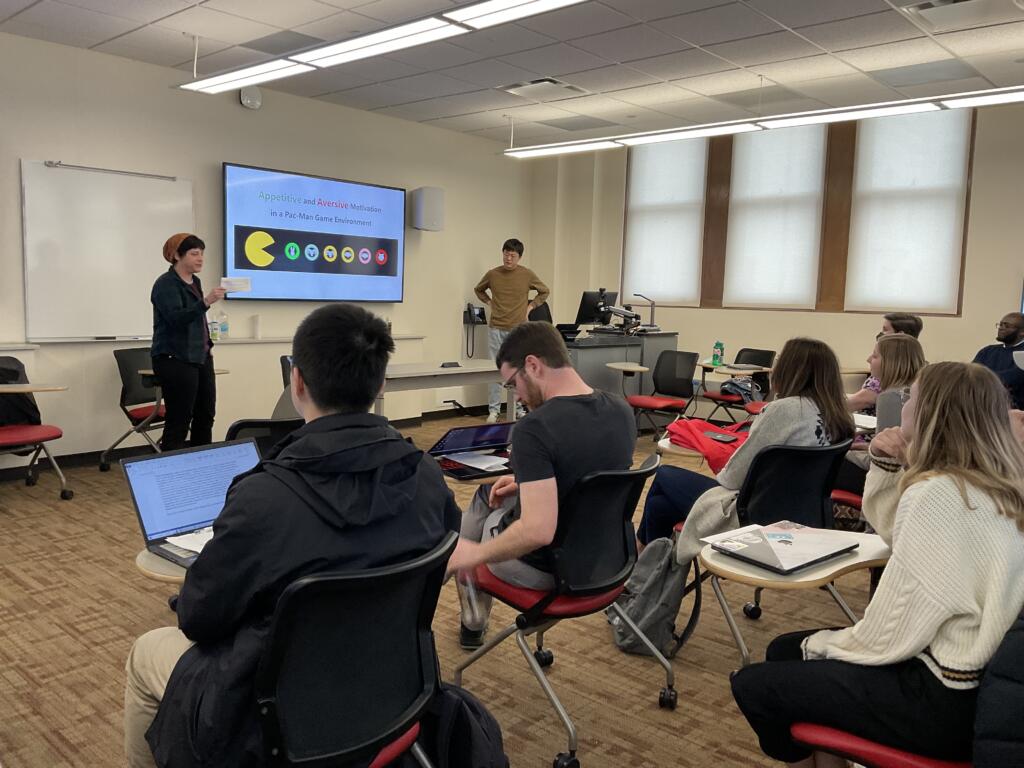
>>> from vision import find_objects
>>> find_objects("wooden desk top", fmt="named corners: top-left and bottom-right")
top-left (606, 361), bottom-right (649, 374)
top-left (699, 363), bottom-right (771, 375)
top-left (657, 436), bottom-right (703, 459)
top-left (135, 550), bottom-right (186, 584)
top-left (0, 383), bottom-right (68, 394)
top-left (698, 532), bottom-right (890, 591)
top-left (384, 361), bottom-right (496, 379)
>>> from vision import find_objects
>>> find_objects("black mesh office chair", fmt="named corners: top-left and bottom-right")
top-left (280, 355), bottom-right (292, 390)
top-left (225, 418), bottom-right (304, 456)
top-left (528, 303), bottom-right (553, 323)
top-left (703, 348), bottom-right (776, 422)
top-left (99, 347), bottom-right (165, 471)
top-left (255, 532), bottom-right (457, 767)
top-left (454, 456), bottom-right (674, 768)
top-left (626, 350), bottom-right (699, 439)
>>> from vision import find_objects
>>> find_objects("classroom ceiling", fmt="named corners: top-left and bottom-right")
top-left (4, 0), bottom-right (1024, 146)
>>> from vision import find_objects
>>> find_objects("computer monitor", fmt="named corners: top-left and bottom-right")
top-left (575, 290), bottom-right (617, 325)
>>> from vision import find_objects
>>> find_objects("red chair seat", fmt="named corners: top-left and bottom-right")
top-left (744, 401), bottom-right (767, 415)
top-left (703, 391), bottom-right (743, 403)
top-left (474, 565), bottom-right (624, 619)
top-left (831, 490), bottom-right (864, 509)
top-left (626, 395), bottom-right (688, 411)
top-left (790, 724), bottom-right (970, 768)
top-left (0, 424), bottom-right (62, 448)
top-left (368, 722), bottom-right (420, 768)
top-left (126, 404), bottom-right (167, 424)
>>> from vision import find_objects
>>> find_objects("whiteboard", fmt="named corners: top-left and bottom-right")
top-left (21, 160), bottom-right (195, 341)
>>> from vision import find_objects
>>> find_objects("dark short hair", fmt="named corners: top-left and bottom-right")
top-left (883, 312), bottom-right (923, 338)
top-left (1002, 312), bottom-right (1024, 328)
top-left (501, 238), bottom-right (524, 257)
top-left (291, 305), bottom-right (394, 413)
top-left (177, 235), bottom-right (206, 256)
top-left (496, 321), bottom-right (570, 370)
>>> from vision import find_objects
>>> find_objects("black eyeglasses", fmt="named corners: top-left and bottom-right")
top-left (501, 368), bottom-right (520, 391)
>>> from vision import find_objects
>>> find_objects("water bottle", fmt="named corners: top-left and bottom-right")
top-left (208, 318), bottom-right (220, 342)
top-left (218, 309), bottom-right (229, 339)
top-left (712, 340), bottom-right (724, 367)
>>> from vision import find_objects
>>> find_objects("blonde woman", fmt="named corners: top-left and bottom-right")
top-left (732, 362), bottom-right (1024, 766)
top-left (846, 333), bottom-right (926, 414)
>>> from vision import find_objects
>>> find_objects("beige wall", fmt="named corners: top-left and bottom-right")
top-left (0, 32), bottom-right (530, 458)
top-left (527, 104), bottom-right (1024, 370)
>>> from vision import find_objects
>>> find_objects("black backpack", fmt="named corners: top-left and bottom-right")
top-left (403, 683), bottom-right (509, 768)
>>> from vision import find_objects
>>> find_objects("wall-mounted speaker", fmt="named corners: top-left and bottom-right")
top-left (410, 186), bottom-right (444, 231)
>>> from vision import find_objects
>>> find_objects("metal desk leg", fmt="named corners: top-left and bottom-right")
top-left (825, 583), bottom-right (859, 624)
top-left (711, 575), bottom-right (751, 667)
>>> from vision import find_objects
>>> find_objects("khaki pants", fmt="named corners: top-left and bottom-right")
top-left (124, 627), bottom-right (194, 768)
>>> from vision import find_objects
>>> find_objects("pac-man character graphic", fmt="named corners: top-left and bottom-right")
top-left (358, 248), bottom-right (372, 265)
top-left (323, 245), bottom-right (338, 262)
top-left (341, 247), bottom-right (355, 263)
top-left (244, 230), bottom-right (275, 268)
top-left (375, 248), bottom-right (388, 266)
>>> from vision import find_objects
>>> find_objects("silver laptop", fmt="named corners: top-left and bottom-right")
top-left (711, 521), bottom-right (859, 575)
top-left (122, 439), bottom-right (261, 568)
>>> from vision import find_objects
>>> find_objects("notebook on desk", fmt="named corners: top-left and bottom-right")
top-left (427, 422), bottom-right (514, 481)
top-left (707, 522), bottom-right (859, 575)
top-left (122, 439), bottom-right (261, 568)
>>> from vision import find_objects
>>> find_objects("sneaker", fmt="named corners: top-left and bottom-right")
top-left (486, 412), bottom-right (499, 424)
top-left (459, 623), bottom-right (485, 650)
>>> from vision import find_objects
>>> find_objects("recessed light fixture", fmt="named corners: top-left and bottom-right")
top-left (940, 87), bottom-right (1024, 109)
top-left (617, 122), bottom-right (762, 146)
top-left (506, 140), bottom-right (620, 158)
top-left (290, 18), bottom-right (466, 68)
top-left (756, 101), bottom-right (940, 129)
top-left (180, 59), bottom-right (314, 94)
top-left (445, 0), bottom-right (588, 29)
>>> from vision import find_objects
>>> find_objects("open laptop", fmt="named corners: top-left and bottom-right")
top-left (426, 422), bottom-right (514, 481)
top-left (122, 439), bottom-right (261, 568)
top-left (710, 521), bottom-right (859, 576)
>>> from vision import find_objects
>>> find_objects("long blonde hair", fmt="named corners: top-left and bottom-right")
top-left (770, 338), bottom-right (855, 443)
top-left (903, 362), bottom-right (1024, 531)
top-left (877, 334), bottom-right (926, 391)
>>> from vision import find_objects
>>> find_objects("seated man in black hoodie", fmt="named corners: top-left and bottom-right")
top-left (124, 304), bottom-right (461, 768)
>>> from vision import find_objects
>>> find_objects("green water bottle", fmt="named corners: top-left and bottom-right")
top-left (712, 340), bottom-right (724, 367)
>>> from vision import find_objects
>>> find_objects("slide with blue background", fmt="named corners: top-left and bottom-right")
top-left (224, 164), bottom-right (405, 302)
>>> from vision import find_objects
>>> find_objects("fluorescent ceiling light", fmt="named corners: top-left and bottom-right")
top-left (940, 89), bottom-right (1024, 109)
top-left (180, 60), bottom-right (314, 94)
top-left (445, 0), bottom-right (587, 29)
top-left (506, 140), bottom-right (620, 159)
top-left (291, 18), bottom-right (466, 67)
top-left (618, 122), bottom-right (762, 146)
top-left (757, 101), bottom-right (939, 129)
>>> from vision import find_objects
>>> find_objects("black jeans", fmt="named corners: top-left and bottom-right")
top-left (730, 629), bottom-right (978, 763)
top-left (152, 354), bottom-right (216, 451)
top-left (637, 466), bottom-right (719, 544)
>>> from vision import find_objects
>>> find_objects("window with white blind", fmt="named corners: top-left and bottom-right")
top-left (723, 124), bottom-right (827, 309)
top-left (844, 109), bottom-right (971, 314)
top-left (622, 139), bottom-right (708, 306)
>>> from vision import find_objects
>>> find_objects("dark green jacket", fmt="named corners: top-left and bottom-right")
top-left (151, 267), bottom-right (210, 364)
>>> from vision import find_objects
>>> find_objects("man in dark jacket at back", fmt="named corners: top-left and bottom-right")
top-left (124, 304), bottom-right (461, 768)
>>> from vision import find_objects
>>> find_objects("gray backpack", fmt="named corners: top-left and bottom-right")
top-left (609, 537), bottom-right (702, 658)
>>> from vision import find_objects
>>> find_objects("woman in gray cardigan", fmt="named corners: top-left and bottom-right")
top-left (637, 338), bottom-right (855, 545)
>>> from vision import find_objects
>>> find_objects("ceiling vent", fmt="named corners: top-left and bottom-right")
top-left (899, 0), bottom-right (1024, 32)
top-left (502, 78), bottom-right (586, 101)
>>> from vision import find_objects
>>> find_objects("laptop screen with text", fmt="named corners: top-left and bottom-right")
top-left (123, 440), bottom-right (260, 542)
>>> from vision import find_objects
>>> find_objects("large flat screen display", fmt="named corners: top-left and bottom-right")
top-left (223, 163), bottom-right (405, 302)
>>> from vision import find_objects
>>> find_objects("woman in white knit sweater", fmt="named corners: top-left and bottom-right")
top-left (731, 361), bottom-right (1024, 766)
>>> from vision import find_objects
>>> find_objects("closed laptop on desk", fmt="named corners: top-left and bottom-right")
top-left (711, 522), bottom-right (858, 575)
top-left (122, 439), bottom-right (261, 568)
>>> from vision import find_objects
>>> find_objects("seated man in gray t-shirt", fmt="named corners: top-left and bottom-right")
top-left (446, 321), bottom-right (636, 648)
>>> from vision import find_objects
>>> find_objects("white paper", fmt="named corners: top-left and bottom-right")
top-left (220, 277), bottom-right (251, 292)
top-left (442, 451), bottom-right (509, 471)
top-left (166, 527), bottom-right (214, 553)
top-left (854, 413), bottom-right (877, 431)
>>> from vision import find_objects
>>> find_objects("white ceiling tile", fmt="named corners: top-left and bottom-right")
top-left (937, 21), bottom-right (1024, 58)
top-left (500, 43), bottom-right (612, 76)
top-left (292, 10), bottom-right (385, 40)
top-left (0, 0), bottom-right (39, 20)
top-left (747, 0), bottom-right (889, 28)
top-left (837, 37), bottom-right (953, 71)
top-left (738, 95), bottom-right (830, 117)
top-left (385, 41), bottom-right (482, 69)
top-left (962, 51), bottom-right (1024, 87)
top-left (561, 65), bottom-right (658, 93)
top-left (571, 23), bottom-right (691, 63)
top-left (441, 59), bottom-right (542, 88)
top-left (673, 68), bottom-right (769, 96)
top-left (385, 71), bottom-right (481, 98)
top-left (753, 54), bottom-right (857, 83)
top-left (374, 89), bottom-right (529, 120)
top-left (545, 93), bottom-right (630, 114)
top-left (156, 6), bottom-right (280, 45)
top-left (1, 0), bottom-right (137, 47)
top-left (658, 4), bottom-right (785, 46)
top-left (499, 103), bottom-right (580, 120)
top-left (424, 112), bottom-right (511, 131)
top-left (627, 46), bottom-right (732, 79)
top-left (352, 0), bottom-right (453, 24)
top-left (450, 25), bottom-right (554, 56)
top-left (599, 0), bottom-right (730, 23)
top-left (95, 25), bottom-right (231, 67)
top-left (704, 30), bottom-right (822, 67)
top-left (320, 82), bottom-right (421, 110)
top-left (203, 0), bottom-right (337, 29)
top-left (651, 97), bottom-right (754, 122)
top-left (316, 0), bottom-right (380, 8)
top-left (610, 81), bottom-right (702, 106)
top-left (266, 67), bottom-right (373, 97)
top-left (174, 45), bottom-right (275, 75)
top-left (797, 10), bottom-right (924, 52)
top-left (786, 72), bottom-right (902, 106)
top-left (473, 123), bottom-right (555, 142)
top-left (329, 56), bottom-right (424, 80)
top-left (518, 3), bottom-right (634, 40)
top-left (56, 0), bottom-right (190, 24)
top-left (896, 76), bottom-right (995, 98)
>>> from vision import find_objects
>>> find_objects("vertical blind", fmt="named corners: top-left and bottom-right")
top-left (622, 139), bottom-right (708, 306)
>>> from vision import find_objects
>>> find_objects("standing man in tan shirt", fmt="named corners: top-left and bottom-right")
top-left (474, 238), bottom-right (550, 422)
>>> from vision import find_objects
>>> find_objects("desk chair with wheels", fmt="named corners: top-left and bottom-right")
top-left (226, 418), bottom-right (305, 456)
top-left (626, 350), bottom-right (698, 440)
top-left (528, 303), bottom-right (553, 323)
top-left (256, 532), bottom-right (457, 768)
top-left (703, 348), bottom-right (775, 422)
top-left (280, 355), bottom-right (292, 390)
top-left (454, 456), bottom-right (673, 768)
top-left (791, 609), bottom-right (1024, 768)
top-left (99, 347), bottom-right (165, 471)
top-left (0, 356), bottom-right (72, 500)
